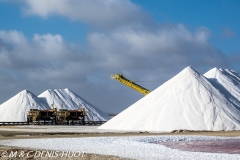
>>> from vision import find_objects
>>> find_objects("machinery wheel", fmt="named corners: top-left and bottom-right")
top-left (27, 117), bottom-right (32, 124)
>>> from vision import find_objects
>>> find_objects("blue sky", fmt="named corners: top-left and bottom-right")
top-left (133, 0), bottom-right (240, 54)
top-left (1, 0), bottom-right (239, 53)
top-left (0, 2), bottom-right (88, 43)
top-left (0, 0), bottom-right (239, 113)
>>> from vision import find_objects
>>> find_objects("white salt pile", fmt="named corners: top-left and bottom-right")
top-left (99, 66), bottom-right (240, 132)
top-left (0, 90), bottom-right (50, 122)
top-left (204, 67), bottom-right (240, 102)
top-left (0, 88), bottom-right (110, 122)
top-left (38, 88), bottom-right (110, 121)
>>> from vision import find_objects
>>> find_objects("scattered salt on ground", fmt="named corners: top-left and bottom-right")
top-left (0, 125), bottom-right (124, 133)
top-left (99, 66), bottom-right (240, 132)
top-left (38, 88), bottom-right (110, 121)
top-left (0, 90), bottom-right (50, 122)
top-left (1, 136), bottom-right (240, 160)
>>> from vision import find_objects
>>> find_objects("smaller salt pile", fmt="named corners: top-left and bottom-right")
top-left (0, 90), bottom-right (50, 122)
top-left (38, 88), bottom-right (110, 121)
top-left (204, 67), bottom-right (240, 102)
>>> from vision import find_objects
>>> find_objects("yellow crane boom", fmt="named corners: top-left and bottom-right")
top-left (111, 74), bottom-right (151, 96)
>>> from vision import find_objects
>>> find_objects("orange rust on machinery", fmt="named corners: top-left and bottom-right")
top-left (27, 108), bottom-right (90, 125)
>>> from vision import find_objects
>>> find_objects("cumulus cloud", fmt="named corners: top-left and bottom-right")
top-left (0, 31), bottom-right (94, 106)
top-left (0, 31), bottom-right (72, 70)
top-left (21, 0), bottom-right (150, 28)
top-left (0, 30), bottom-right (142, 112)
top-left (0, 25), bottom-right (238, 112)
top-left (87, 25), bottom-right (228, 74)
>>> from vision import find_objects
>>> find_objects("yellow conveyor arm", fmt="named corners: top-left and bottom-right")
top-left (111, 74), bottom-right (151, 96)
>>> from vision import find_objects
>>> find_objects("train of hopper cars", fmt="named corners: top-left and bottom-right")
top-left (0, 108), bottom-right (106, 125)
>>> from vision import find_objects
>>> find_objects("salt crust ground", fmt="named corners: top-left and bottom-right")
top-left (1, 135), bottom-right (240, 160)
top-left (0, 125), bottom-right (125, 133)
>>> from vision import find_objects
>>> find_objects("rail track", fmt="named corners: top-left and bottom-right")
top-left (0, 121), bottom-right (106, 126)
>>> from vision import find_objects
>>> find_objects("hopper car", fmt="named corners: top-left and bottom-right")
top-left (27, 108), bottom-right (89, 125)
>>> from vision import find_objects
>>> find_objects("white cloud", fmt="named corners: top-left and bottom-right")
top-left (0, 26), bottom-right (238, 112)
top-left (0, 31), bottom-right (82, 71)
top-left (0, 30), bottom-right (28, 46)
top-left (33, 33), bottom-right (63, 45)
top-left (87, 25), bottom-right (223, 72)
top-left (22, 0), bottom-right (149, 28)
top-left (33, 33), bottom-right (66, 57)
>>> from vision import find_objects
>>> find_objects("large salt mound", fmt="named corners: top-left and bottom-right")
top-left (0, 90), bottom-right (50, 122)
top-left (38, 88), bottom-right (110, 121)
top-left (99, 66), bottom-right (240, 132)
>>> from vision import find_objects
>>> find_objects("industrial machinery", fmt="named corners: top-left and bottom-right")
top-left (27, 108), bottom-right (57, 124)
top-left (57, 108), bottom-right (90, 125)
top-left (27, 108), bottom-right (89, 125)
top-left (111, 74), bottom-right (151, 96)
